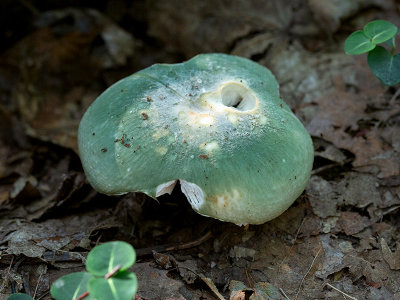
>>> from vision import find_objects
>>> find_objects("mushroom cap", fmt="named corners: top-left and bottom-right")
top-left (78, 54), bottom-right (313, 225)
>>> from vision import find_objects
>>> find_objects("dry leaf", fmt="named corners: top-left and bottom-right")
top-left (381, 239), bottom-right (400, 270)
top-left (336, 212), bottom-right (371, 236)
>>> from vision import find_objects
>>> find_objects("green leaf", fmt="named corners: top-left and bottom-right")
top-left (6, 294), bottom-right (35, 300)
top-left (368, 46), bottom-right (400, 86)
top-left (383, 37), bottom-right (395, 48)
top-left (50, 272), bottom-right (93, 300)
top-left (364, 20), bottom-right (398, 44)
top-left (86, 241), bottom-right (136, 276)
top-left (88, 271), bottom-right (138, 300)
top-left (344, 30), bottom-right (375, 55)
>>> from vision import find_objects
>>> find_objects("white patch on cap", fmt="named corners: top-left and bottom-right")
top-left (259, 115), bottom-right (267, 125)
top-left (227, 113), bottom-right (238, 124)
top-left (205, 141), bottom-right (219, 152)
top-left (200, 140), bottom-right (219, 152)
top-left (180, 180), bottom-right (204, 210)
top-left (156, 146), bottom-right (168, 155)
top-left (152, 129), bottom-right (169, 140)
top-left (155, 180), bottom-right (177, 197)
top-left (185, 111), bottom-right (215, 127)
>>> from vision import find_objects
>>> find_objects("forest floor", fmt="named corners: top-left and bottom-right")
top-left (0, 1), bottom-right (400, 299)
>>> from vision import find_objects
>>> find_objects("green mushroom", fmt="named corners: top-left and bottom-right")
top-left (78, 53), bottom-right (313, 225)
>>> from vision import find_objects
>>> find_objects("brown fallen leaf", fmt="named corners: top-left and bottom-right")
top-left (308, 0), bottom-right (393, 33)
top-left (336, 211), bottom-right (371, 236)
top-left (132, 262), bottom-right (185, 300)
top-left (152, 250), bottom-right (177, 269)
top-left (4, 211), bottom-right (121, 258)
top-left (229, 280), bottom-right (283, 300)
top-left (381, 239), bottom-right (400, 270)
top-left (306, 176), bottom-right (338, 218)
top-left (200, 276), bottom-right (225, 300)
top-left (307, 88), bottom-right (400, 178)
top-left (230, 280), bottom-right (247, 300)
top-left (3, 8), bottom-right (137, 152)
top-left (147, 0), bottom-right (292, 57)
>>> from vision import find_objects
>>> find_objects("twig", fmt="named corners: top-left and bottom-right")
top-left (136, 231), bottom-right (212, 257)
top-left (311, 158), bottom-right (353, 176)
top-left (199, 275), bottom-right (225, 300)
top-left (165, 231), bottom-right (212, 251)
top-left (33, 273), bottom-right (42, 299)
top-left (36, 291), bottom-right (49, 300)
top-left (18, 0), bottom-right (40, 15)
top-left (6, 256), bottom-right (14, 276)
top-left (280, 288), bottom-right (291, 300)
top-left (390, 87), bottom-right (400, 105)
top-left (294, 246), bottom-right (322, 300)
top-left (245, 268), bottom-right (255, 288)
top-left (174, 265), bottom-right (224, 300)
top-left (279, 217), bottom-right (305, 268)
top-left (324, 283), bottom-right (358, 300)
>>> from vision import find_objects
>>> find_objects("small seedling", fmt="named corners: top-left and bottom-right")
top-left (6, 241), bottom-right (138, 300)
top-left (344, 20), bottom-right (400, 86)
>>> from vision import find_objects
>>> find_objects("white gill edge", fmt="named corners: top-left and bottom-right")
top-left (180, 180), bottom-right (205, 210)
top-left (155, 180), bottom-right (177, 197)
top-left (156, 179), bottom-right (249, 226)
top-left (155, 180), bottom-right (205, 210)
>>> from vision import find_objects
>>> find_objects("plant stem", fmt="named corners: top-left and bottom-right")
top-left (74, 265), bottom-right (122, 300)
top-left (75, 291), bottom-right (89, 300)
top-left (105, 264), bottom-right (122, 279)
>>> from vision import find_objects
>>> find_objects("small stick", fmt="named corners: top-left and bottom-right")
top-left (324, 283), bottom-right (358, 300)
top-left (280, 288), bottom-right (291, 300)
top-left (33, 273), bottom-right (42, 299)
top-left (245, 268), bottom-right (254, 288)
top-left (165, 231), bottom-right (212, 251)
top-left (294, 246), bottom-right (322, 300)
top-left (6, 256), bottom-right (14, 276)
top-left (311, 158), bottom-right (353, 176)
top-left (36, 290), bottom-right (49, 300)
top-left (279, 218), bottom-right (305, 268)
top-left (175, 266), bottom-right (224, 300)
top-left (19, 0), bottom-right (39, 15)
top-left (390, 87), bottom-right (400, 105)
top-left (136, 231), bottom-right (212, 257)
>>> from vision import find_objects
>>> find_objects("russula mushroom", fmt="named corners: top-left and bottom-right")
top-left (78, 54), bottom-right (313, 225)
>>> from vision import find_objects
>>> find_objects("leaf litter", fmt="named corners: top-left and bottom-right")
top-left (0, 1), bottom-right (400, 299)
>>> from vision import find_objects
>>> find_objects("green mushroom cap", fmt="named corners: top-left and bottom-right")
top-left (78, 53), bottom-right (314, 225)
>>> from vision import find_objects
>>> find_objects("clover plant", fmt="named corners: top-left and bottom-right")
top-left (6, 241), bottom-right (138, 300)
top-left (344, 20), bottom-right (399, 86)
